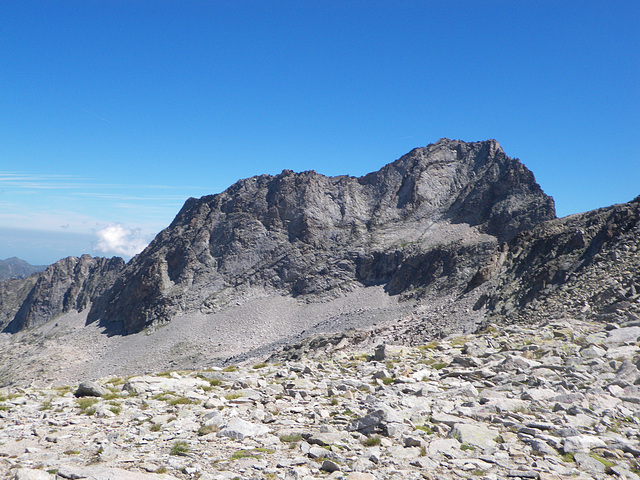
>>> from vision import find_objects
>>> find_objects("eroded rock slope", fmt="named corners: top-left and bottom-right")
top-left (87, 138), bottom-right (554, 334)
top-left (0, 255), bottom-right (124, 333)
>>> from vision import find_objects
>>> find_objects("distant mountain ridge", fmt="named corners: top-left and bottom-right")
top-left (0, 138), bottom-right (638, 386)
top-left (86, 138), bottom-right (555, 334)
top-left (0, 257), bottom-right (46, 281)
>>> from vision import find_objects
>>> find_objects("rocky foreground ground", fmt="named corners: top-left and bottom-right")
top-left (2, 318), bottom-right (640, 480)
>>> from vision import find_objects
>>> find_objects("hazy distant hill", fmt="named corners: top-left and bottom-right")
top-left (0, 257), bottom-right (46, 281)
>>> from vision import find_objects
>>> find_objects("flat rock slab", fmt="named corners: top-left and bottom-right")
top-left (217, 417), bottom-right (270, 440)
top-left (123, 375), bottom-right (209, 395)
top-left (13, 469), bottom-right (54, 480)
top-left (449, 422), bottom-right (499, 450)
top-left (562, 435), bottom-right (607, 453)
top-left (57, 466), bottom-right (179, 480)
top-left (606, 327), bottom-right (640, 345)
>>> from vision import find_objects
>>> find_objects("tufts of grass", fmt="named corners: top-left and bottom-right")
top-left (230, 448), bottom-right (274, 460)
top-left (417, 341), bottom-right (439, 351)
top-left (460, 443), bottom-right (475, 451)
top-left (170, 441), bottom-right (190, 456)
top-left (150, 423), bottom-right (162, 432)
top-left (54, 386), bottom-right (72, 396)
top-left (415, 425), bottom-right (434, 435)
top-left (224, 392), bottom-right (244, 400)
top-left (76, 397), bottom-right (99, 414)
top-left (279, 433), bottom-right (303, 443)
top-left (168, 396), bottom-right (195, 406)
top-left (197, 424), bottom-right (218, 436)
top-left (431, 362), bottom-right (448, 370)
top-left (252, 362), bottom-right (268, 369)
top-left (222, 365), bottom-right (238, 372)
top-left (590, 453), bottom-right (614, 468)
top-left (363, 436), bottom-right (381, 446)
top-left (63, 450), bottom-right (80, 455)
top-left (105, 377), bottom-right (126, 386)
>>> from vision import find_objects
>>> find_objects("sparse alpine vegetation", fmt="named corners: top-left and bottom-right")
top-left (3, 317), bottom-right (640, 480)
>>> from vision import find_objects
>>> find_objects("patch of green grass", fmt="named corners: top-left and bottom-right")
top-left (590, 453), bottom-right (614, 468)
top-left (76, 397), bottom-right (99, 413)
top-left (170, 441), bottom-right (190, 456)
top-left (151, 392), bottom-right (174, 402)
top-left (168, 396), bottom-right (195, 406)
top-left (156, 467), bottom-right (167, 474)
top-left (224, 392), bottom-right (244, 400)
top-left (63, 450), bottom-right (80, 455)
top-left (102, 392), bottom-right (120, 400)
top-left (150, 423), bottom-right (162, 432)
top-left (222, 365), bottom-right (238, 372)
top-left (40, 400), bottom-right (53, 411)
top-left (197, 424), bottom-right (218, 436)
top-left (209, 378), bottom-right (223, 387)
top-left (415, 425), bottom-right (434, 435)
top-left (431, 362), bottom-right (448, 370)
top-left (460, 443), bottom-right (475, 451)
top-left (230, 448), bottom-right (274, 460)
top-left (449, 336), bottom-right (470, 347)
top-left (279, 433), bottom-right (303, 443)
top-left (53, 386), bottom-right (72, 395)
top-left (105, 377), bottom-right (126, 386)
top-left (363, 436), bottom-right (381, 446)
top-left (109, 406), bottom-right (121, 415)
top-left (0, 405), bottom-right (10, 411)
top-left (561, 452), bottom-right (575, 462)
top-left (252, 362), bottom-right (268, 369)
top-left (381, 377), bottom-right (395, 385)
top-left (417, 341), bottom-right (439, 351)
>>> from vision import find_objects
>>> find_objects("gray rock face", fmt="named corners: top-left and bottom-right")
top-left (0, 255), bottom-right (125, 333)
top-left (87, 138), bottom-right (555, 334)
top-left (477, 195), bottom-right (640, 324)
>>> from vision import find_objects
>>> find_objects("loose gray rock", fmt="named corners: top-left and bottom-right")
top-left (74, 381), bottom-right (109, 397)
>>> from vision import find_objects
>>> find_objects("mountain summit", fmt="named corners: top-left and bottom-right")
top-left (5, 138), bottom-right (636, 387)
top-left (87, 138), bottom-right (555, 334)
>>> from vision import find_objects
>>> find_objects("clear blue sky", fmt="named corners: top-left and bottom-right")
top-left (1, 1), bottom-right (638, 265)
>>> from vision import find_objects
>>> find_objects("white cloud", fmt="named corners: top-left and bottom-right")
top-left (94, 224), bottom-right (149, 258)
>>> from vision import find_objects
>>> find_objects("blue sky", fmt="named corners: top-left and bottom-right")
top-left (1, 1), bottom-right (638, 265)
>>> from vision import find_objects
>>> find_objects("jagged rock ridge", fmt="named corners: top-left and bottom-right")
top-left (87, 138), bottom-right (555, 334)
top-left (0, 255), bottom-right (124, 333)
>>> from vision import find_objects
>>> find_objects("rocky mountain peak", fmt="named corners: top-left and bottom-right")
top-left (1, 255), bottom-right (124, 333)
top-left (87, 139), bottom-right (555, 334)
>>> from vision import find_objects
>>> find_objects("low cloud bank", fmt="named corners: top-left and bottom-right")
top-left (94, 224), bottom-right (149, 258)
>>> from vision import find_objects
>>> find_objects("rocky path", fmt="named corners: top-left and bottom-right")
top-left (2, 318), bottom-right (640, 480)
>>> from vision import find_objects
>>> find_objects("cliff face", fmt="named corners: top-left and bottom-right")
top-left (475, 195), bottom-right (640, 324)
top-left (86, 138), bottom-right (555, 334)
top-left (1, 255), bottom-right (125, 333)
